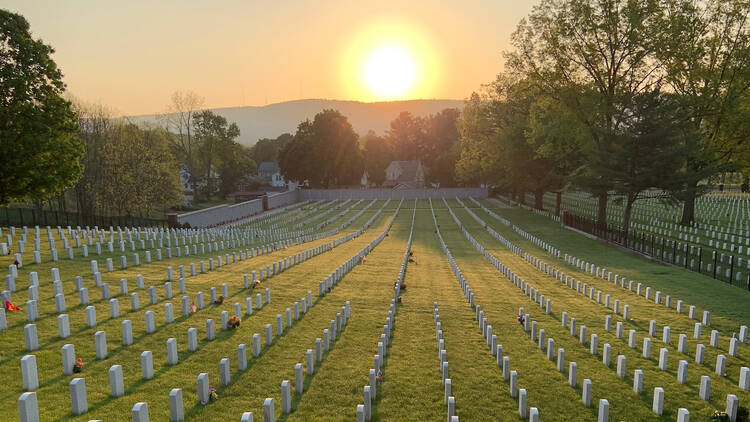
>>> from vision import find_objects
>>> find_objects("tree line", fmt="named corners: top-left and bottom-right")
top-left (456, 0), bottom-right (750, 232)
top-left (277, 108), bottom-right (461, 188)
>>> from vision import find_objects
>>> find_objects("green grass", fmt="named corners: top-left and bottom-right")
top-left (437, 199), bottom-right (750, 420)
top-left (478, 198), bottom-right (750, 326)
top-left (0, 198), bottom-right (747, 421)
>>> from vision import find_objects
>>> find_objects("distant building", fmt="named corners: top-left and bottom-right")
top-left (179, 167), bottom-right (192, 193)
top-left (384, 160), bottom-right (425, 189)
top-left (258, 161), bottom-right (286, 188)
top-left (179, 166), bottom-right (219, 195)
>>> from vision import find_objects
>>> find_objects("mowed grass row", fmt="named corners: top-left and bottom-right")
top-left (0, 198), bottom-right (363, 287)
top-left (438, 200), bottom-right (749, 419)
top-left (0, 198), bottom-right (355, 285)
top-left (478, 198), bottom-right (750, 336)
top-left (0, 202), bottom-right (395, 420)
top-left (373, 204), bottom-right (523, 421)
top-left (180, 203), bottom-right (410, 421)
top-left (0, 200), bottom-right (386, 361)
top-left (469, 198), bottom-right (750, 379)
top-left (479, 198), bottom-right (750, 325)
top-left (273, 204), bottom-right (413, 422)
top-left (468, 200), bottom-right (750, 360)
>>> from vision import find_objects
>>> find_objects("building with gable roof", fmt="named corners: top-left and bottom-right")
top-left (384, 160), bottom-right (425, 189)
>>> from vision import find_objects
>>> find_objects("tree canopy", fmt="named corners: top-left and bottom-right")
top-left (0, 9), bottom-right (84, 205)
top-left (456, 0), bottom-right (750, 228)
top-left (279, 109), bottom-right (363, 188)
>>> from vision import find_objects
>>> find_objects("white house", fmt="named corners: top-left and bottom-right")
top-left (258, 162), bottom-right (286, 188)
top-left (384, 161), bottom-right (425, 189)
top-left (179, 166), bottom-right (219, 195)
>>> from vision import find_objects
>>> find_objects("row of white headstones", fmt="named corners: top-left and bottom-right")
top-left (14, 198), bottom-right (397, 421)
top-left (456, 197), bottom-right (748, 420)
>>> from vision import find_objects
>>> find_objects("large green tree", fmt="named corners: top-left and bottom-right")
top-left (456, 77), bottom-right (569, 207)
top-left (279, 109), bottom-right (362, 188)
top-left (0, 9), bottom-right (84, 205)
top-left (218, 143), bottom-right (257, 197)
top-left (507, 0), bottom-right (662, 224)
top-left (251, 133), bottom-right (292, 164)
top-left (193, 110), bottom-right (241, 198)
top-left (595, 91), bottom-right (691, 237)
top-left (361, 130), bottom-right (392, 186)
top-left (456, 93), bottom-right (502, 187)
top-left (655, 0), bottom-right (750, 224)
top-left (386, 111), bottom-right (425, 161)
top-left (385, 109), bottom-right (462, 186)
top-left (98, 124), bottom-right (181, 216)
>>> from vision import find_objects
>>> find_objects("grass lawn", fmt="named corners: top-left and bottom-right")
top-left (0, 198), bottom-right (747, 421)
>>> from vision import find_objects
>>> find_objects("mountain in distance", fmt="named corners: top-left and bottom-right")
top-left (127, 98), bottom-right (465, 145)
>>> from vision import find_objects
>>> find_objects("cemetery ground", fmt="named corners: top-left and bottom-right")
top-left (1, 198), bottom-right (749, 421)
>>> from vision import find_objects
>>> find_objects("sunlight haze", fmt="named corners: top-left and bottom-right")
top-left (3, 0), bottom-right (537, 115)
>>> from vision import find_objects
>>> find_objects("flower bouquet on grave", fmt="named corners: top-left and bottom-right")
top-left (228, 315), bottom-right (241, 329)
top-left (711, 411), bottom-right (728, 421)
top-left (73, 358), bottom-right (84, 373)
top-left (214, 295), bottom-right (224, 305)
top-left (209, 387), bottom-right (218, 402)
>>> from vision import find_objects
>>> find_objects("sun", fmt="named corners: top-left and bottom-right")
top-left (364, 45), bottom-right (416, 98)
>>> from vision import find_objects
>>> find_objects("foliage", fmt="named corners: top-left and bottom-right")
top-left (361, 130), bottom-right (392, 186)
top-left (596, 90), bottom-right (692, 236)
top-left (250, 133), bottom-right (292, 164)
top-left (385, 109), bottom-right (461, 186)
top-left (506, 0), bottom-right (662, 222)
top-left (0, 9), bottom-right (84, 205)
top-left (456, 93), bottom-right (501, 186)
top-left (654, 0), bottom-right (750, 223)
top-left (456, 78), bottom-right (570, 207)
top-left (71, 99), bottom-right (114, 215)
top-left (279, 109), bottom-right (363, 188)
top-left (217, 142), bottom-right (257, 196)
top-left (193, 110), bottom-right (248, 197)
top-left (97, 124), bottom-right (182, 216)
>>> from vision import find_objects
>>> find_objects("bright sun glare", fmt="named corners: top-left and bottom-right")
top-left (364, 46), bottom-right (416, 98)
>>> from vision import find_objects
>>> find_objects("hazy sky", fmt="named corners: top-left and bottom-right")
top-left (3, 1), bottom-right (538, 115)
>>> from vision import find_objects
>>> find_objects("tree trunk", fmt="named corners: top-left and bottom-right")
top-left (519, 191), bottom-right (526, 205)
top-left (681, 182), bottom-right (697, 225)
top-left (534, 189), bottom-right (544, 210)
top-left (623, 194), bottom-right (635, 241)
top-left (555, 191), bottom-right (562, 217)
top-left (596, 191), bottom-right (608, 226)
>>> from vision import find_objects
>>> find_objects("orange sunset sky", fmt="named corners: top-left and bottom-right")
top-left (3, 1), bottom-right (537, 116)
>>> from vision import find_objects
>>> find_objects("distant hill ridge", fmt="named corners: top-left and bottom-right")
top-left (127, 98), bottom-right (464, 145)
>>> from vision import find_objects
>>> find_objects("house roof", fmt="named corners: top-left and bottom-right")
top-left (387, 160), bottom-right (422, 182)
top-left (258, 162), bottom-right (280, 173)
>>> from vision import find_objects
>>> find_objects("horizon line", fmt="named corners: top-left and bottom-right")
top-left (121, 97), bottom-right (465, 118)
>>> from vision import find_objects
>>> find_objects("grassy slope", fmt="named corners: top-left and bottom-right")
top-left (462, 200), bottom-right (749, 419)
top-left (0, 202), bottom-right (391, 420)
top-left (480, 199), bottom-right (750, 326)
top-left (0, 197), bottom-right (747, 420)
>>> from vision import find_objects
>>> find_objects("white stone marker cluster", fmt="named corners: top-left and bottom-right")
top-left (430, 200), bottom-right (547, 421)
top-left (356, 202), bottom-right (411, 422)
top-left (434, 302), bottom-right (461, 422)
